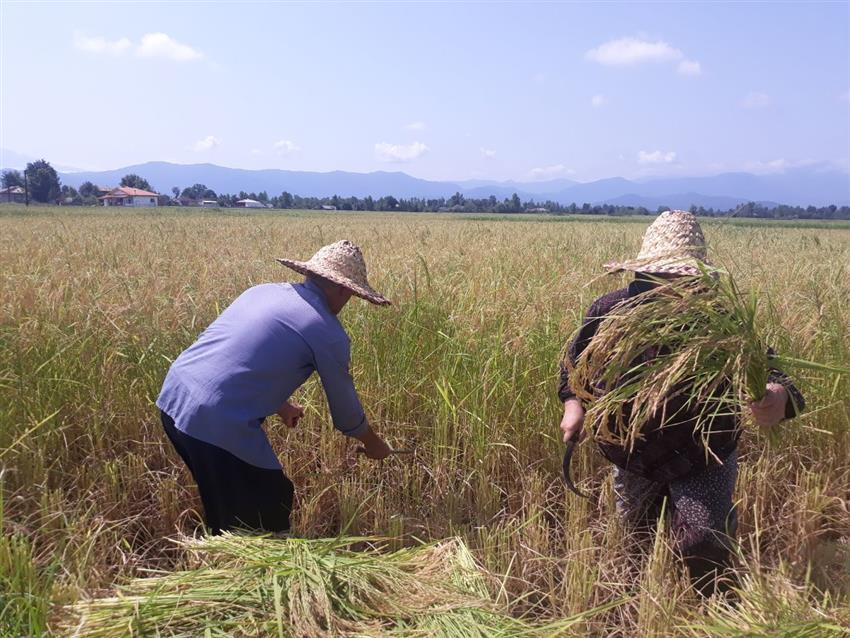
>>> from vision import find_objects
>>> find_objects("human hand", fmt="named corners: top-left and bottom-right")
top-left (354, 426), bottom-right (392, 460)
top-left (749, 383), bottom-right (788, 428)
top-left (560, 399), bottom-right (586, 444)
top-left (356, 438), bottom-right (392, 460)
top-left (276, 401), bottom-right (305, 428)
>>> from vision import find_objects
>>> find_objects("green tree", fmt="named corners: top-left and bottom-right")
top-left (448, 192), bottom-right (465, 207)
top-left (509, 193), bottom-right (522, 213)
top-left (2, 169), bottom-right (24, 189)
top-left (181, 184), bottom-right (217, 200)
top-left (25, 160), bottom-right (61, 203)
top-left (59, 185), bottom-right (81, 205)
top-left (78, 181), bottom-right (97, 198)
top-left (78, 181), bottom-right (99, 205)
top-left (120, 174), bottom-right (153, 191)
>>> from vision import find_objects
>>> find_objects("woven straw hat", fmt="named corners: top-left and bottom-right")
top-left (277, 240), bottom-right (391, 306)
top-left (604, 210), bottom-right (711, 276)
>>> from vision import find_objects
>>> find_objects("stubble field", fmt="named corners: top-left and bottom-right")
top-left (1, 207), bottom-right (848, 636)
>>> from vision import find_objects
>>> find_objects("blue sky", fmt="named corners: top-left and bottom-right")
top-left (2, 1), bottom-right (848, 182)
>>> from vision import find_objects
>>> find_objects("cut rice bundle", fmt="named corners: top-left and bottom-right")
top-left (59, 535), bottom-right (620, 637)
top-left (567, 269), bottom-right (845, 455)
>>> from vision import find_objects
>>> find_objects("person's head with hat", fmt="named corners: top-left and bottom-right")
top-left (555, 209), bottom-right (805, 596)
top-left (155, 239), bottom-right (393, 537)
top-left (277, 239), bottom-right (390, 315)
top-left (605, 208), bottom-right (711, 278)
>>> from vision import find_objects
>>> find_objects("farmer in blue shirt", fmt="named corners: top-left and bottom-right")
top-left (157, 240), bottom-right (392, 534)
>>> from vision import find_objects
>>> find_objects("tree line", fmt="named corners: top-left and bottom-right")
top-left (3, 161), bottom-right (849, 220)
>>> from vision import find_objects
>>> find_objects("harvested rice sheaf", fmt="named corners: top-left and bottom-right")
top-left (567, 270), bottom-right (846, 455)
top-left (59, 535), bottom-right (618, 637)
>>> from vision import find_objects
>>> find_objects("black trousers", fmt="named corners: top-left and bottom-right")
top-left (160, 410), bottom-right (294, 534)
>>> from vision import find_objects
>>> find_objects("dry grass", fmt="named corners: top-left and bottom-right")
top-left (0, 207), bottom-right (848, 636)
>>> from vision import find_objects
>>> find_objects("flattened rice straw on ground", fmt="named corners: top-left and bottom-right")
top-left (60, 534), bottom-right (622, 637)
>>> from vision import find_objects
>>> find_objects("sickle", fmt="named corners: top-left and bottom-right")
top-left (562, 438), bottom-right (589, 499)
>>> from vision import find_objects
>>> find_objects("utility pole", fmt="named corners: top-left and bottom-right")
top-left (23, 169), bottom-right (29, 206)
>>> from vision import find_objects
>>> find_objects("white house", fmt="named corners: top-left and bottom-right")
top-left (235, 198), bottom-right (264, 208)
top-left (99, 186), bottom-right (159, 207)
top-left (0, 186), bottom-right (26, 204)
top-left (200, 200), bottom-right (219, 208)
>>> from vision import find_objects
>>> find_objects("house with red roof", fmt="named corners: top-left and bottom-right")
top-left (98, 186), bottom-right (159, 207)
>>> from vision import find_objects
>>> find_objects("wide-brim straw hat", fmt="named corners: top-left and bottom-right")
top-left (277, 240), bottom-right (391, 306)
top-left (604, 209), bottom-right (711, 276)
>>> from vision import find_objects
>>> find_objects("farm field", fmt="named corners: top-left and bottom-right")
top-left (1, 206), bottom-right (849, 636)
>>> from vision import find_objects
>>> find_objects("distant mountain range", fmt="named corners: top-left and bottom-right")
top-left (3, 156), bottom-right (849, 208)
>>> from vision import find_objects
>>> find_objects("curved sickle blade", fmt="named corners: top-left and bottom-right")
top-left (562, 439), bottom-right (589, 499)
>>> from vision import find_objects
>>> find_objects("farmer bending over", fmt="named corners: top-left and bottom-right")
top-left (157, 240), bottom-right (392, 534)
top-left (558, 210), bottom-right (804, 596)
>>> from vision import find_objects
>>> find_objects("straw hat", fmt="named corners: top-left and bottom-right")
top-left (604, 210), bottom-right (711, 276)
top-left (277, 240), bottom-right (390, 306)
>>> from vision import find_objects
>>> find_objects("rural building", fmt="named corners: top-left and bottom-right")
top-left (236, 198), bottom-right (264, 208)
top-left (99, 186), bottom-right (159, 207)
top-left (320, 204), bottom-right (337, 211)
top-left (200, 200), bottom-right (219, 208)
top-left (0, 186), bottom-right (26, 204)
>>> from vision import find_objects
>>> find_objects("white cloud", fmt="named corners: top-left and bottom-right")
top-left (74, 31), bottom-right (203, 62)
top-left (528, 164), bottom-right (575, 179)
top-left (637, 150), bottom-right (677, 164)
top-left (193, 135), bottom-right (220, 152)
top-left (532, 71), bottom-right (547, 85)
top-left (250, 148), bottom-right (264, 156)
top-left (591, 94), bottom-right (607, 107)
top-left (273, 140), bottom-right (300, 155)
top-left (742, 91), bottom-right (771, 109)
top-left (73, 31), bottom-right (131, 55)
top-left (136, 33), bottom-right (203, 61)
top-left (677, 59), bottom-right (702, 76)
top-left (585, 37), bottom-right (682, 66)
top-left (480, 147), bottom-right (497, 158)
top-left (743, 158), bottom-right (821, 174)
top-left (586, 37), bottom-right (702, 78)
top-left (839, 91), bottom-right (850, 102)
top-left (757, 158), bottom-right (789, 172)
top-left (405, 121), bottom-right (426, 131)
top-left (374, 141), bottom-right (429, 162)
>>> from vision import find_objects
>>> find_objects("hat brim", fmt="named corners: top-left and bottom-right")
top-left (603, 255), bottom-right (710, 277)
top-left (276, 258), bottom-right (391, 306)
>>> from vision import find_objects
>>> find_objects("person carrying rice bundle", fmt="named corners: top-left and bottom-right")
top-left (157, 240), bottom-right (393, 535)
top-left (558, 210), bottom-right (805, 596)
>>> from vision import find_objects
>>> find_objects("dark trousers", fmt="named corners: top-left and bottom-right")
top-left (160, 411), bottom-right (294, 534)
top-left (613, 450), bottom-right (739, 596)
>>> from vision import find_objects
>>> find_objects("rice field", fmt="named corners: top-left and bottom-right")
top-left (1, 206), bottom-right (849, 636)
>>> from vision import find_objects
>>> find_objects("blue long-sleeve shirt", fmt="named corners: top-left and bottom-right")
top-left (156, 280), bottom-right (368, 469)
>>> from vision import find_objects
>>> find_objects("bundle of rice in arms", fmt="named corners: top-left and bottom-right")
top-left (567, 268), bottom-right (844, 464)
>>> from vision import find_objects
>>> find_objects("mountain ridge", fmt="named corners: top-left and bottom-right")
top-left (3, 156), bottom-right (848, 207)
